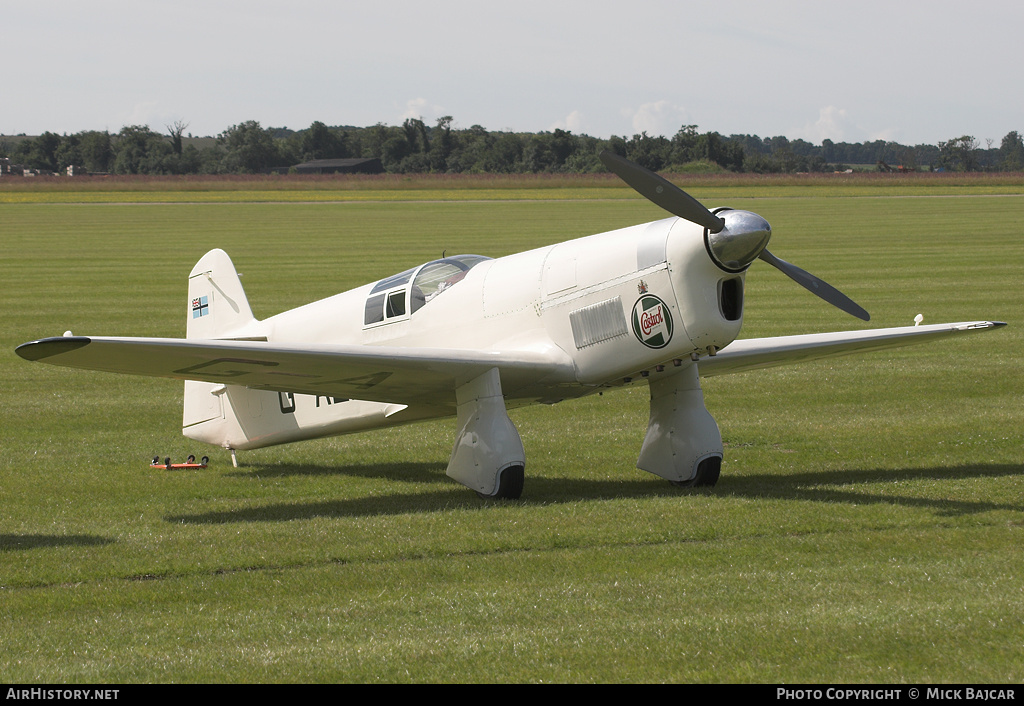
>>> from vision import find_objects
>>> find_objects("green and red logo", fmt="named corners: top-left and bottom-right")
top-left (632, 295), bottom-right (673, 349)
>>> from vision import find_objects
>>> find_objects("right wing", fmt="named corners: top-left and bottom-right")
top-left (699, 321), bottom-right (1006, 378)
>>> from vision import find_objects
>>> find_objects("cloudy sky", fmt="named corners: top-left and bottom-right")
top-left (6, 0), bottom-right (1021, 146)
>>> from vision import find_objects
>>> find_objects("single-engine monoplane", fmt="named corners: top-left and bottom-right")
top-left (17, 153), bottom-right (1005, 499)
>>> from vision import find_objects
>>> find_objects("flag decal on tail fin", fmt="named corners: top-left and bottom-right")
top-left (192, 296), bottom-right (209, 318)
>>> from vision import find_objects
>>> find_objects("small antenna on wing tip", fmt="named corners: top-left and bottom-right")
top-left (914, 314), bottom-right (923, 326)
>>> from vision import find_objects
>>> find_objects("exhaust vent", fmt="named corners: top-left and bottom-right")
top-left (719, 278), bottom-right (743, 321)
top-left (570, 297), bottom-right (629, 349)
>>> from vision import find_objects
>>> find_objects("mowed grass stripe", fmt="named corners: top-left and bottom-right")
top-left (1, 189), bottom-right (1021, 682)
top-left (3, 527), bottom-right (1021, 682)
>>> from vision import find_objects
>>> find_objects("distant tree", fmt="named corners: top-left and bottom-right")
top-left (301, 120), bottom-right (347, 160)
top-left (428, 116), bottom-right (455, 171)
top-left (54, 133), bottom-right (82, 172)
top-left (218, 120), bottom-right (281, 173)
top-left (165, 121), bottom-right (188, 156)
top-left (821, 138), bottom-right (835, 163)
top-left (26, 132), bottom-right (62, 171)
top-left (999, 131), bottom-right (1024, 171)
top-left (600, 135), bottom-right (628, 159)
top-left (625, 132), bottom-right (670, 171)
top-left (937, 135), bottom-right (980, 171)
top-left (547, 128), bottom-right (575, 170)
top-left (402, 118), bottom-right (430, 154)
top-left (194, 142), bottom-right (227, 174)
top-left (669, 124), bottom-right (699, 164)
top-left (446, 124), bottom-right (492, 173)
top-left (111, 126), bottom-right (174, 174)
top-left (743, 151), bottom-right (783, 173)
top-left (380, 133), bottom-right (413, 170)
top-left (693, 131), bottom-right (743, 171)
top-left (563, 133), bottom-right (604, 173)
top-left (77, 131), bottom-right (113, 172)
top-left (487, 131), bottom-right (526, 172)
top-left (11, 116), bottom-right (1011, 177)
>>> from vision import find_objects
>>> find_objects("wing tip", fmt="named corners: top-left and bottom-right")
top-left (963, 320), bottom-right (1007, 331)
top-left (15, 336), bottom-right (92, 362)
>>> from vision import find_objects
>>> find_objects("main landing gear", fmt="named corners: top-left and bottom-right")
top-left (447, 367), bottom-right (527, 500)
top-left (638, 363), bottom-right (724, 487)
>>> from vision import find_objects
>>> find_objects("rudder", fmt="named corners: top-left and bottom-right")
top-left (187, 249), bottom-right (258, 340)
top-left (183, 249), bottom-right (263, 449)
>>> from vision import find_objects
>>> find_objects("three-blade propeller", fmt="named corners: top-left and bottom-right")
top-left (599, 151), bottom-right (869, 321)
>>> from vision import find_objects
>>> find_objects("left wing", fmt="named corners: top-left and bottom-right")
top-left (15, 336), bottom-right (576, 408)
top-left (700, 321), bottom-right (1006, 377)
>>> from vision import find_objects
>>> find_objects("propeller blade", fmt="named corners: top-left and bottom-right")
top-left (758, 249), bottom-right (870, 321)
top-left (600, 151), bottom-right (725, 232)
top-left (600, 151), bottom-right (868, 321)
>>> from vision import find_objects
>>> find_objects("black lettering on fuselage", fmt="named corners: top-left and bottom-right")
top-left (278, 392), bottom-right (296, 414)
top-left (315, 396), bottom-right (349, 407)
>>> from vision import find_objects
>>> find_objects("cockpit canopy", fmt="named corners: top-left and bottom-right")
top-left (364, 254), bottom-right (490, 326)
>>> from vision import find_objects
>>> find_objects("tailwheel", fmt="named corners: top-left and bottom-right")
top-left (476, 464), bottom-right (525, 500)
top-left (187, 454), bottom-right (196, 464)
top-left (201, 456), bottom-right (209, 465)
top-left (670, 456), bottom-right (722, 488)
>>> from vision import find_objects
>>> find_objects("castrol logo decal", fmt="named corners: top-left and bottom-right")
top-left (631, 295), bottom-right (673, 349)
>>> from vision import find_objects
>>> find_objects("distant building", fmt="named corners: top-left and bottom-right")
top-left (290, 158), bottom-right (384, 175)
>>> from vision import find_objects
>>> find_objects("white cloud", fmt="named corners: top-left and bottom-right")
top-left (400, 98), bottom-right (446, 123)
top-left (865, 126), bottom-right (900, 142)
top-left (798, 106), bottom-right (854, 143)
top-left (624, 101), bottom-right (690, 137)
top-left (120, 101), bottom-right (167, 130)
top-left (796, 106), bottom-right (901, 145)
top-left (550, 110), bottom-right (585, 133)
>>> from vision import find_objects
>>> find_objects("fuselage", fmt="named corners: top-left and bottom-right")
top-left (184, 214), bottom-right (752, 450)
top-left (263, 216), bottom-right (746, 394)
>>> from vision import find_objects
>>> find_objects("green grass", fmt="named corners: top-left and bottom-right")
top-left (1, 185), bottom-right (1022, 683)
top-left (3, 171), bottom-right (1024, 204)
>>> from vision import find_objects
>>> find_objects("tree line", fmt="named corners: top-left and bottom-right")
top-left (3, 118), bottom-right (1023, 176)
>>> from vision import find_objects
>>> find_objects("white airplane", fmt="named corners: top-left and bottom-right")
top-left (16, 153), bottom-right (1005, 499)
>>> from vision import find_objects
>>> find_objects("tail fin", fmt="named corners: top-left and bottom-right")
top-left (183, 249), bottom-right (264, 449)
top-left (187, 249), bottom-right (258, 340)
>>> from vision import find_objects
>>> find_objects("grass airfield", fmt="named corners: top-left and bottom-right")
top-left (1, 176), bottom-right (1023, 683)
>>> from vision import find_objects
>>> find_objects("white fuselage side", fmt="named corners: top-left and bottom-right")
top-left (183, 216), bottom-right (747, 450)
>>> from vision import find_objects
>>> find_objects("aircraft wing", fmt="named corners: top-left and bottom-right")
top-left (699, 321), bottom-right (1006, 377)
top-left (15, 336), bottom-right (577, 408)
top-left (17, 321), bottom-right (1006, 405)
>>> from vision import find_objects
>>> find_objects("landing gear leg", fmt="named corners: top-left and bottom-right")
top-left (637, 362), bottom-right (723, 487)
top-left (446, 367), bottom-right (526, 499)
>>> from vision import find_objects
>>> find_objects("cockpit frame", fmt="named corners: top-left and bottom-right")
top-left (363, 254), bottom-right (490, 328)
